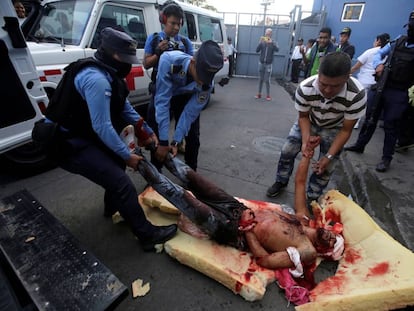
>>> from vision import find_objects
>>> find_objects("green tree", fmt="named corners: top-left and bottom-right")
top-left (186, 0), bottom-right (218, 11)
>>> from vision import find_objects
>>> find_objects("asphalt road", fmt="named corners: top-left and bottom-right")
top-left (1, 77), bottom-right (413, 310)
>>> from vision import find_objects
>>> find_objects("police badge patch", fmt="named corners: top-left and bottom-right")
top-left (197, 91), bottom-right (209, 104)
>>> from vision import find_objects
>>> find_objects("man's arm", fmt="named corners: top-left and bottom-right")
top-left (246, 231), bottom-right (317, 269)
top-left (294, 157), bottom-right (310, 218)
top-left (298, 111), bottom-right (312, 156)
top-left (294, 136), bottom-right (320, 217)
top-left (173, 90), bottom-right (210, 143)
top-left (314, 119), bottom-right (356, 175)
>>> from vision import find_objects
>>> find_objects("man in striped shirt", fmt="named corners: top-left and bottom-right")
top-left (267, 52), bottom-right (366, 210)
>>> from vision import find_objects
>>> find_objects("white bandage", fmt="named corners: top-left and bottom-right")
top-left (331, 235), bottom-right (345, 261)
top-left (120, 125), bottom-right (137, 153)
top-left (286, 247), bottom-right (304, 278)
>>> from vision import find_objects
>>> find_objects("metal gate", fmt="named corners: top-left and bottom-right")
top-left (223, 6), bottom-right (326, 80)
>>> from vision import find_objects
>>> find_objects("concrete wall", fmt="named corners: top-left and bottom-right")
top-left (312, 0), bottom-right (413, 60)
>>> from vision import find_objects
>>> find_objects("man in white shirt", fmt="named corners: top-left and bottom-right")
top-left (350, 33), bottom-right (390, 128)
top-left (291, 38), bottom-right (305, 83)
top-left (225, 37), bottom-right (237, 77)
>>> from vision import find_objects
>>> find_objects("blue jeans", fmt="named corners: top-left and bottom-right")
top-left (258, 63), bottom-right (272, 96)
top-left (137, 154), bottom-right (246, 249)
top-left (275, 122), bottom-right (340, 201)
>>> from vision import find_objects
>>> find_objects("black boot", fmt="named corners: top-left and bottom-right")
top-left (140, 224), bottom-right (178, 252)
top-left (344, 144), bottom-right (365, 153)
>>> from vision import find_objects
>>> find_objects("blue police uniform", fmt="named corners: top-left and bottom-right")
top-left (155, 50), bottom-right (212, 146)
top-left (144, 32), bottom-right (201, 170)
top-left (349, 36), bottom-right (414, 170)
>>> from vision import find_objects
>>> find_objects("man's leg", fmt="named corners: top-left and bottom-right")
top-left (59, 139), bottom-right (170, 242)
top-left (346, 88), bottom-right (383, 151)
top-left (264, 64), bottom-right (272, 97)
top-left (138, 156), bottom-right (229, 236)
top-left (228, 55), bottom-right (234, 77)
top-left (306, 126), bottom-right (340, 202)
top-left (184, 117), bottom-right (200, 171)
top-left (291, 59), bottom-right (300, 82)
top-left (380, 88), bottom-right (410, 168)
top-left (267, 122), bottom-right (302, 197)
top-left (257, 63), bottom-right (264, 96)
top-left (139, 154), bottom-right (246, 248)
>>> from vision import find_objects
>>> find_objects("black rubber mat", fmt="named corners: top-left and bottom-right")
top-left (0, 190), bottom-right (127, 311)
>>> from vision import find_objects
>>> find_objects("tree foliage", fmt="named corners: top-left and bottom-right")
top-left (185, 0), bottom-right (218, 12)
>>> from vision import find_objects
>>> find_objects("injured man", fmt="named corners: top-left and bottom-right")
top-left (135, 135), bottom-right (344, 275)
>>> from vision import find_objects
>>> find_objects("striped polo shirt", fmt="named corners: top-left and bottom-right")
top-left (295, 75), bottom-right (366, 128)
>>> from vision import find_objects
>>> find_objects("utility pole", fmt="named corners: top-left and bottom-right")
top-left (261, 0), bottom-right (273, 25)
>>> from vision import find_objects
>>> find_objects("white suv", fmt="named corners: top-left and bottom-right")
top-left (0, 1), bottom-right (49, 171)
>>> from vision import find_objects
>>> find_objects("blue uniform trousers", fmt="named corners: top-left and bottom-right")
top-left (58, 138), bottom-right (156, 240)
top-left (275, 122), bottom-right (340, 201)
top-left (355, 87), bottom-right (409, 161)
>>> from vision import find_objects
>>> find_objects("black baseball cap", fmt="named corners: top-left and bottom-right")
top-left (340, 27), bottom-right (351, 35)
top-left (100, 27), bottom-right (138, 64)
top-left (195, 40), bottom-right (224, 85)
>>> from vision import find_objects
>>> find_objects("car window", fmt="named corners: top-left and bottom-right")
top-left (91, 4), bottom-right (147, 49)
top-left (198, 15), bottom-right (223, 43)
top-left (28, 0), bottom-right (93, 45)
top-left (180, 12), bottom-right (197, 41)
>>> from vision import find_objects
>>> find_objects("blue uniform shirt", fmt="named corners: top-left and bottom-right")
top-left (155, 50), bottom-right (212, 143)
top-left (74, 65), bottom-right (152, 160)
top-left (373, 35), bottom-right (414, 69)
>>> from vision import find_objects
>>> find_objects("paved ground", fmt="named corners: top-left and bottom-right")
top-left (1, 77), bottom-right (413, 310)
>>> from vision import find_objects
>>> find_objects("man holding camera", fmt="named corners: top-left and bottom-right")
top-left (255, 28), bottom-right (279, 101)
top-left (143, 1), bottom-right (196, 169)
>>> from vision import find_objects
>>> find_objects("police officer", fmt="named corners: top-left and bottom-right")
top-left (345, 11), bottom-right (414, 172)
top-left (153, 40), bottom-right (223, 165)
top-left (143, 1), bottom-right (196, 170)
top-left (42, 27), bottom-right (177, 251)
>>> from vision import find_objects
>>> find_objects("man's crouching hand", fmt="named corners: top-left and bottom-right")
top-left (126, 153), bottom-right (144, 170)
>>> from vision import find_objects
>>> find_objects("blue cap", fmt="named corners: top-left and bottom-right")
top-left (195, 40), bottom-right (224, 85)
top-left (100, 27), bottom-right (138, 64)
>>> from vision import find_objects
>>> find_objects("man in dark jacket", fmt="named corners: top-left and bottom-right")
top-left (337, 27), bottom-right (355, 59)
top-left (255, 28), bottom-right (279, 101)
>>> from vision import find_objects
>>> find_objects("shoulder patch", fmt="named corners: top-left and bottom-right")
top-left (197, 91), bottom-right (209, 104)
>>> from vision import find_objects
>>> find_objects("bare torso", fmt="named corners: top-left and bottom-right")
top-left (250, 209), bottom-right (314, 252)
top-left (242, 209), bottom-right (318, 268)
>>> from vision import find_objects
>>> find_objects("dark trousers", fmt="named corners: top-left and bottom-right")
top-left (355, 87), bottom-right (409, 161)
top-left (147, 93), bottom-right (200, 171)
top-left (58, 138), bottom-right (156, 239)
top-left (228, 54), bottom-right (235, 77)
top-left (291, 59), bottom-right (302, 83)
